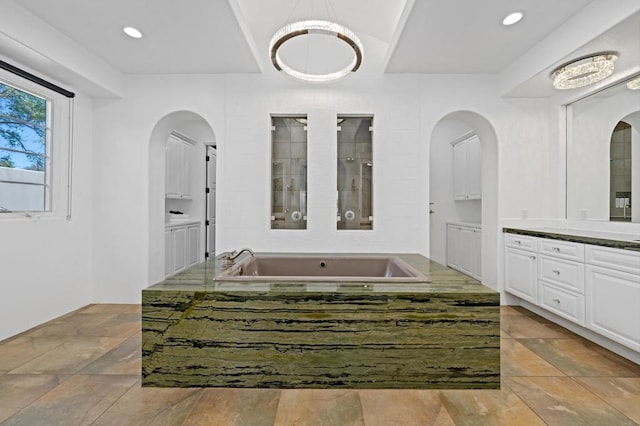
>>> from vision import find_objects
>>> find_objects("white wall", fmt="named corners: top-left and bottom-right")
top-left (84, 72), bottom-right (557, 301)
top-left (0, 92), bottom-right (94, 341)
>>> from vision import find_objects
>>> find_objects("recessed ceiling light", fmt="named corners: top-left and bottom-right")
top-left (502, 12), bottom-right (523, 26)
top-left (123, 26), bottom-right (143, 39)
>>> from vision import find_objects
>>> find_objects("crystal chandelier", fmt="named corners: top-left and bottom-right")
top-left (269, 20), bottom-right (363, 83)
top-left (551, 54), bottom-right (617, 90)
top-left (627, 76), bottom-right (640, 90)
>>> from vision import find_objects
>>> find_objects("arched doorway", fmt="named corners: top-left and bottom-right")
top-left (148, 111), bottom-right (216, 285)
top-left (428, 111), bottom-right (499, 291)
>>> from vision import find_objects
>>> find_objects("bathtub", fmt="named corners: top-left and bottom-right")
top-left (216, 254), bottom-right (430, 282)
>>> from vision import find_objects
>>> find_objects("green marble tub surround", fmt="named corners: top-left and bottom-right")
top-left (142, 253), bottom-right (500, 389)
top-left (503, 227), bottom-right (640, 252)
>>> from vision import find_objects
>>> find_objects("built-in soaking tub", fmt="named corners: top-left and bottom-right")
top-left (216, 254), bottom-right (430, 282)
top-left (142, 253), bottom-right (500, 389)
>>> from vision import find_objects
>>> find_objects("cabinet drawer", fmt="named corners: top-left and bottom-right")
top-left (538, 255), bottom-right (584, 293)
top-left (538, 238), bottom-right (584, 262)
top-left (505, 234), bottom-right (536, 251)
top-left (540, 283), bottom-right (585, 325)
top-left (585, 245), bottom-right (640, 275)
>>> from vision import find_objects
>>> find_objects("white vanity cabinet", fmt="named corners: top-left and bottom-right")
top-left (165, 221), bottom-right (200, 277)
top-left (165, 134), bottom-right (194, 199)
top-left (537, 239), bottom-right (585, 324)
top-left (504, 230), bottom-right (640, 359)
top-left (447, 222), bottom-right (481, 280)
top-left (504, 234), bottom-right (537, 303)
top-left (452, 134), bottom-right (481, 200)
top-left (585, 245), bottom-right (640, 352)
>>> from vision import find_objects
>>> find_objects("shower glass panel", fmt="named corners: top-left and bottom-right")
top-left (271, 116), bottom-right (307, 229)
top-left (337, 116), bottom-right (373, 230)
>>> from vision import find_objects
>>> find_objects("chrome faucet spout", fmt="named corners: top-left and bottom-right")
top-left (228, 248), bottom-right (255, 261)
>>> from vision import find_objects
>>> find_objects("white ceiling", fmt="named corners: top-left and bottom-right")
top-left (10, 0), bottom-right (639, 95)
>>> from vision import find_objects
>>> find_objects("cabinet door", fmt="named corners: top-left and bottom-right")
top-left (172, 227), bottom-right (187, 273)
top-left (447, 225), bottom-right (460, 270)
top-left (181, 141), bottom-right (193, 198)
top-left (472, 228), bottom-right (482, 280)
top-left (466, 136), bottom-right (482, 199)
top-left (186, 224), bottom-right (200, 267)
top-left (458, 227), bottom-right (474, 276)
top-left (585, 265), bottom-right (640, 351)
top-left (164, 229), bottom-right (172, 277)
top-left (505, 247), bottom-right (537, 302)
top-left (452, 142), bottom-right (467, 200)
top-left (165, 137), bottom-right (182, 197)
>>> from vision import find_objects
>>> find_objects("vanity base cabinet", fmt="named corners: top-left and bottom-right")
top-left (586, 265), bottom-right (640, 352)
top-left (165, 222), bottom-right (200, 278)
top-left (447, 223), bottom-right (481, 280)
top-left (504, 231), bottom-right (640, 361)
top-left (505, 247), bottom-right (537, 303)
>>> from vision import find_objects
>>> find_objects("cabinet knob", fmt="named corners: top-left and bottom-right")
top-left (552, 270), bottom-right (561, 275)
top-left (552, 299), bottom-right (561, 304)
top-left (552, 247), bottom-right (560, 252)
top-left (530, 256), bottom-right (536, 260)
top-left (515, 240), bottom-right (521, 245)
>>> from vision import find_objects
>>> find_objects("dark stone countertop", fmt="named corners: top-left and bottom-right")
top-left (503, 227), bottom-right (640, 252)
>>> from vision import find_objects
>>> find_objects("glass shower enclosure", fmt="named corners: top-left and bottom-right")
top-left (271, 116), bottom-right (308, 230)
top-left (337, 116), bottom-right (373, 230)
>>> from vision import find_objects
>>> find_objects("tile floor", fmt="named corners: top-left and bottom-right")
top-left (0, 304), bottom-right (639, 425)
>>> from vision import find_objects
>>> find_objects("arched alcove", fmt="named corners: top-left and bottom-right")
top-left (147, 111), bottom-right (216, 286)
top-left (428, 111), bottom-right (499, 290)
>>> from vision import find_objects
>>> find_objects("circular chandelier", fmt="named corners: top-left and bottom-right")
top-left (269, 20), bottom-right (363, 83)
top-left (551, 53), bottom-right (617, 90)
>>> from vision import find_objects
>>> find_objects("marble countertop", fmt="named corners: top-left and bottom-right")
top-left (146, 253), bottom-right (497, 294)
top-left (446, 221), bottom-right (481, 228)
top-left (503, 227), bottom-right (640, 251)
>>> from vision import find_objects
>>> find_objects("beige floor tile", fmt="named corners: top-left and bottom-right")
top-left (182, 388), bottom-right (281, 426)
top-left (500, 314), bottom-right (574, 339)
top-left (438, 384), bottom-right (545, 426)
top-left (500, 338), bottom-right (565, 377)
top-left (274, 389), bottom-right (365, 426)
top-left (359, 389), bottom-right (451, 426)
top-left (0, 374), bottom-right (64, 422)
top-left (79, 337), bottom-right (141, 375)
top-left (2, 374), bottom-right (137, 426)
top-left (0, 335), bottom-right (70, 373)
top-left (80, 304), bottom-right (141, 314)
top-left (8, 337), bottom-right (126, 375)
top-left (22, 312), bottom-right (140, 339)
top-left (505, 376), bottom-right (637, 425)
top-left (500, 306), bottom-right (536, 317)
top-left (518, 338), bottom-right (640, 377)
top-left (92, 380), bottom-right (203, 426)
top-left (576, 377), bottom-right (640, 424)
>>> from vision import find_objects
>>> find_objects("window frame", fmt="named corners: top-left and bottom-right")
top-left (0, 67), bottom-right (71, 219)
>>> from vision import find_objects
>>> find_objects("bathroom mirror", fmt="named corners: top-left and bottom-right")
top-left (271, 116), bottom-right (307, 229)
top-left (337, 116), bottom-right (373, 230)
top-left (566, 74), bottom-right (640, 222)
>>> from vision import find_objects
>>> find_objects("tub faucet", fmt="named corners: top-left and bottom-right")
top-left (221, 248), bottom-right (255, 269)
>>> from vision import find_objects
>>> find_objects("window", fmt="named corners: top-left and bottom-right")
top-left (337, 116), bottom-right (373, 230)
top-left (0, 62), bottom-right (73, 216)
top-left (271, 116), bottom-right (308, 229)
top-left (0, 81), bottom-right (50, 212)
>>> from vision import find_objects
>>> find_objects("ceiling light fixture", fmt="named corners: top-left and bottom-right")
top-left (269, 20), bottom-right (363, 83)
top-left (123, 26), bottom-right (143, 39)
top-left (627, 76), bottom-right (640, 90)
top-left (551, 53), bottom-right (617, 90)
top-left (502, 12), bottom-right (523, 26)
